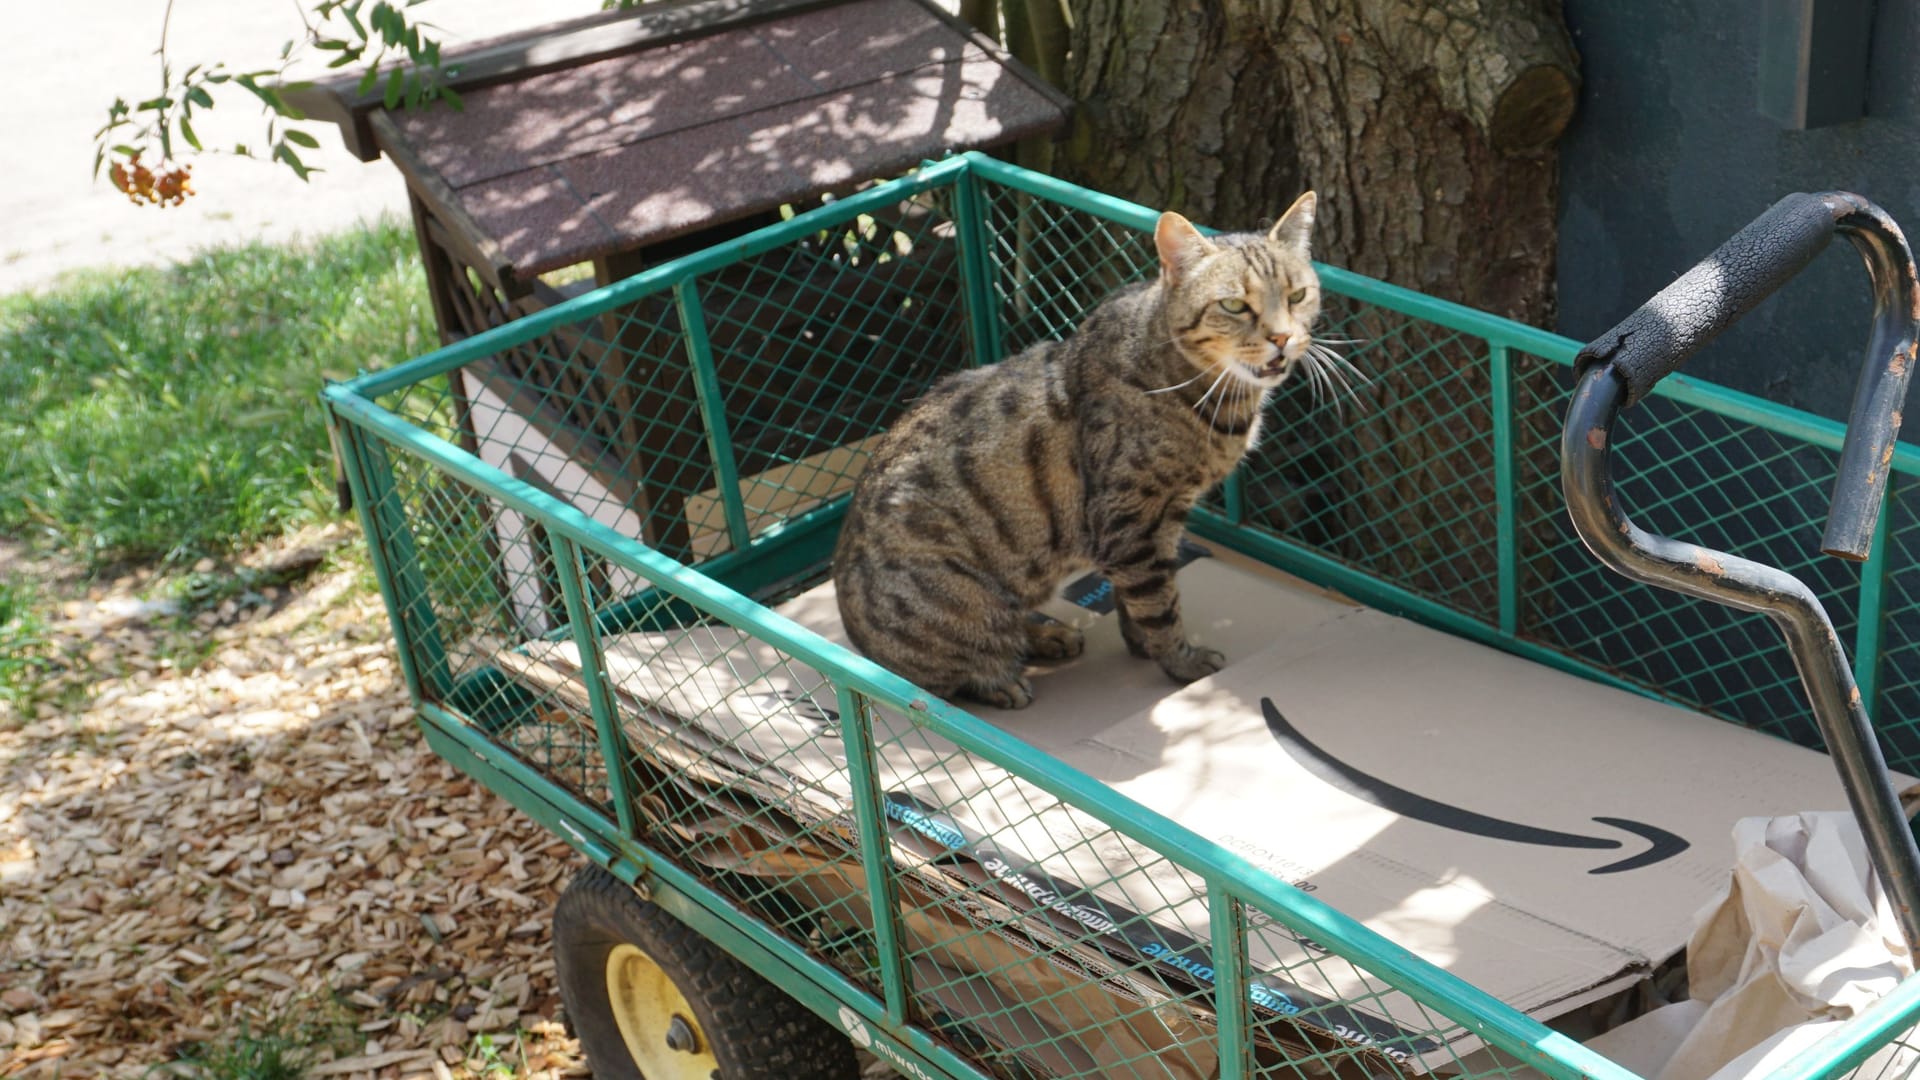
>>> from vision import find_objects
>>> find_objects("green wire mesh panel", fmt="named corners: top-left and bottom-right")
top-left (866, 696), bottom-right (1566, 1080)
top-left (972, 173), bottom-right (1913, 774)
top-left (1835, 1027), bottom-right (1920, 1080)
top-left (693, 191), bottom-right (971, 546)
top-left (354, 430), bottom-right (615, 809)
top-left (475, 290), bottom-right (722, 562)
top-left (1868, 475), bottom-right (1920, 767)
top-left (371, 192), bottom-right (971, 632)
top-left (551, 297), bottom-right (723, 561)
top-left (977, 182), bottom-right (1512, 627)
top-left (563, 573), bottom-right (898, 1002)
top-left (1225, 910), bottom-right (1545, 1080)
top-left (1508, 360), bottom-right (1866, 752)
top-left (870, 698), bottom-right (1225, 1080)
top-left (1244, 297), bottom-right (1506, 624)
top-left (981, 187), bottom-right (1156, 355)
top-left (329, 157), bottom-right (1920, 1080)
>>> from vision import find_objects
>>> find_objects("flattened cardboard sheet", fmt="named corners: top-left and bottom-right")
top-left (506, 543), bottom-right (1913, 1069)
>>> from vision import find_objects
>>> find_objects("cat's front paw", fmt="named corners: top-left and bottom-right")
top-left (1025, 619), bottom-right (1086, 661)
top-left (1158, 644), bottom-right (1224, 683)
top-left (964, 675), bottom-right (1036, 710)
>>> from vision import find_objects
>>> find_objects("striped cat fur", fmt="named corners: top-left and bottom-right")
top-left (833, 193), bottom-right (1323, 709)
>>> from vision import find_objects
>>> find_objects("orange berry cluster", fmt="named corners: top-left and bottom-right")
top-left (109, 152), bottom-right (194, 207)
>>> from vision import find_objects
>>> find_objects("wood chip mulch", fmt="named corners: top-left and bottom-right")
top-left (0, 526), bottom-right (588, 1079)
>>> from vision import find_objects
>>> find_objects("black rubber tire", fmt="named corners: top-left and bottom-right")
top-left (553, 863), bottom-right (858, 1080)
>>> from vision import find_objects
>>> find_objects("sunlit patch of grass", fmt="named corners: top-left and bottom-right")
top-left (468, 1031), bottom-right (530, 1078)
top-left (0, 221), bottom-right (434, 570)
top-left (0, 575), bottom-right (53, 717)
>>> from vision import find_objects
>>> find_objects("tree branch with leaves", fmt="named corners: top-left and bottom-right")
top-left (95, 0), bottom-right (458, 206)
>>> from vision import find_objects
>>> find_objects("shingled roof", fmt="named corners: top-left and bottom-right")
top-left (291, 0), bottom-right (1069, 281)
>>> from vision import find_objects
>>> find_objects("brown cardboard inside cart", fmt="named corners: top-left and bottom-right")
top-left (517, 542), bottom-right (1913, 1066)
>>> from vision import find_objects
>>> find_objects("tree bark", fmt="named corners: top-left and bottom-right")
top-left (1060, 0), bottom-right (1575, 322)
top-left (1054, 0), bottom-right (1579, 616)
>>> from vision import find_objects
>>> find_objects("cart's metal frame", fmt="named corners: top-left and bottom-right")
top-left (323, 152), bottom-right (1920, 1080)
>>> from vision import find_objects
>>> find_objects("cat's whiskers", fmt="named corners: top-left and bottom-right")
top-left (1310, 343), bottom-right (1369, 395)
top-left (1211, 363), bottom-right (1238, 431)
top-left (1227, 370), bottom-right (1249, 424)
top-left (1191, 365), bottom-right (1232, 415)
top-left (1313, 342), bottom-right (1371, 386)
top-left (1306, 352), bottom-right (1344, 409)
top-left (1308, 355), bottom-right (1336, 412)
top-left (1210, 367), bottom-right (1239, 433)
top-left (1145, 369), bottom-right (1209, 395)
top-left (1308, 349), bottom-right (1349, 399)
top-left (1302, 342), bottom-right (1368, 416)
top-left (1293, 352), bottom-right (1324, 409)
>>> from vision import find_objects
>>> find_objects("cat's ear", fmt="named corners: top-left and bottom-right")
top-left (1268, 191), bottom-right (1317, 255)
top-left (1155, 212), bottom-right (1214, 281)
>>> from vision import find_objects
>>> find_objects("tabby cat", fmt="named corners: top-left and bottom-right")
top-left (833, 193), bottom-right (1325, 709)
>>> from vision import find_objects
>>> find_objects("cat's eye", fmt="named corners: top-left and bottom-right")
top-left (1218, 298), bottom-right (1250, 314)
top-left (1287, 287), bottom-right (1309, 304)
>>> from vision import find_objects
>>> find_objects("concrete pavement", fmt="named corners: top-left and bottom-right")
top-left (2, 0), bottom-right (606, 296)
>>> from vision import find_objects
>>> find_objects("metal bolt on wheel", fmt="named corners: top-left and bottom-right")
top-left (605, 942), bottom-right (720, 1079)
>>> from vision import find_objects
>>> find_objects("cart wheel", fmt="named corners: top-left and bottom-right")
top-left (554, 864), bottom-right (857, 1080)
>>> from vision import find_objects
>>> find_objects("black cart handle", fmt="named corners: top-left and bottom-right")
top-left (1574, 193), bottom-right (1850, 406)
top-left (1562, 192), bottom-right (1920, 958)
top-left (1574, 190), bottom-right (1920, 560)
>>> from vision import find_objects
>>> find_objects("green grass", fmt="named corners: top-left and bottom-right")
top-left (151, 1006), bottom-right (360, 1080)
top-left (468, 1031), bottom-right (531, 1078)
top-left (0, 576), bottom-right (52, 713)
top-left (0, 222), bottom-right (434, 570)
top-left (153, 1027), bottom-right (311, 1080)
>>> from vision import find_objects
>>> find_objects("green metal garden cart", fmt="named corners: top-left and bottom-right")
top-left (322, 152), bottom-right (1920, 1080)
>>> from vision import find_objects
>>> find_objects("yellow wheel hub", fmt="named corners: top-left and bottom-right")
top-left (605, 943), bottom-right (720, 1079)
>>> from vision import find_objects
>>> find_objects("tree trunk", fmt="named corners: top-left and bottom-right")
top-left (1061, 0), bottom-right (1575, 320)
top-left (1055, 0), bottom-right (1579, 618)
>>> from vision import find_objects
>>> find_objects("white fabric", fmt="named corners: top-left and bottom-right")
top-left (1585, 813), bottom-right (1918, 1080)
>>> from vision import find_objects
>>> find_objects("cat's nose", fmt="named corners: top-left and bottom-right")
top-left (1269, 332), bottom-right (1291, 349)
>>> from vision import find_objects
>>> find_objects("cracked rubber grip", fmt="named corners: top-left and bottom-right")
top-left (1575, 192), bottom-right (1849, 406)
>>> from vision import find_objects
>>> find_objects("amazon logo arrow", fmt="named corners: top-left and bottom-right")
top-left (1261, 698), bottom-right (1688, 875)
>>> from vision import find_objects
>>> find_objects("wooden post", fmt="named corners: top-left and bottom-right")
top-left (594, 248), bottom-right (702, 560)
